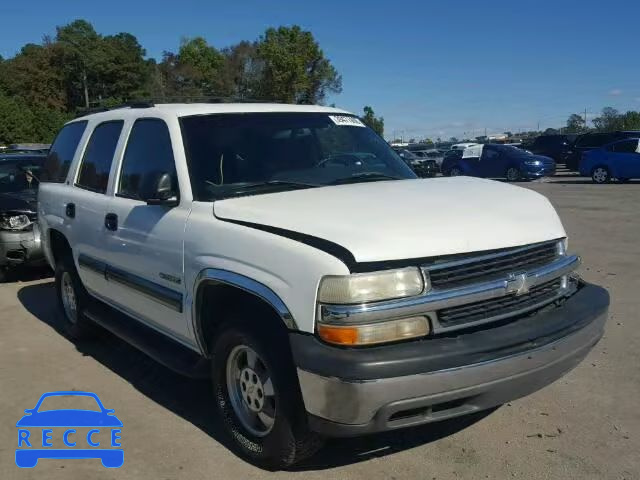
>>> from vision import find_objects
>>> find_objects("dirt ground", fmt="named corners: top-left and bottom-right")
top-left (1, 176), bottom-right (638, 479)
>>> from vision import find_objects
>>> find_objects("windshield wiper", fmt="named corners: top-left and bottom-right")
top-left (329, 172), bottom-right (401, 185)
top-left (206, 180), bottom-right (319, 199)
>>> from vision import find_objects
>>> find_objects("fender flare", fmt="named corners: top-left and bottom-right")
top-left (191, 268), bottom-right (297, 354)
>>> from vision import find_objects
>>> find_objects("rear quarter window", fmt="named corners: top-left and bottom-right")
top-left (41, 121), bottom-right (88, 183)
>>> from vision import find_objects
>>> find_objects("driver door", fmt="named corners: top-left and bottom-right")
top-left (102, 118), bottom-right (192, 345)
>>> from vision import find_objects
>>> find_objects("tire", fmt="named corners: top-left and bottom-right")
top-left (0, 267), bottom-right (7, 283)
top-left (54, 253), bottom-right (95, 340)
top-left (591, 166), bottom-right (610, 184)
top-left (449, 166), bottom-right (463, 176)
top-left (505, 166), bottom-right (521, 182)
top-left (212, 321), bottom-right (322, 469)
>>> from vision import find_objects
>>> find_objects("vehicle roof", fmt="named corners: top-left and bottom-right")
top-left (73, 103), bottom-right (352, 122)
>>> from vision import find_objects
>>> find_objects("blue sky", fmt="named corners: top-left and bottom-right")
top-left (2, 0), bottom-right (639, 140)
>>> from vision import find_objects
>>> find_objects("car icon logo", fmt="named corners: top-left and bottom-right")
top-left (15, 391), bottom-right (123, 468)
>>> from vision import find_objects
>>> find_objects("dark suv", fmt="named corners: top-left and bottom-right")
top-left (527, 135), bottom-right (576, 165)
top-left (566, 131), bottom-right (640, 171)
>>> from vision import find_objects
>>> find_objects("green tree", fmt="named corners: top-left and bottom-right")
top-left (566, 113), bottom-right (587, 133)
top-left (220, 41), bottom-right (261, 99)
top-left (592, 107), bottom-right (623, 131)
top-left (255, 26), bottom-right (342, 103)
top-left (620, 111), bottom-right (640, 130)
top-left (55, 19), bottom-right (102, 108)
top-left (362, 106), bottom-right (384, 135)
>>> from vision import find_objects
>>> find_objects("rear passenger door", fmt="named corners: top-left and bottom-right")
top-left (70, 121), bottom-right (124, 295)
top-left (102, 118), bottom-right (191, 344)
top-left (611, 139), bottom-right (640, 178)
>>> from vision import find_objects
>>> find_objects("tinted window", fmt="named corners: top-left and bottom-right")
top-left (180, 113), bottom-right (415, 201)
top-left (0, 159), bottom-right (44, 193)
top-left (118, 119), bottom-right (177, 200)
top-left (42, 121), bottom-right (87, 183)
top-left (611, 139), bottom-right (639, 153)
top-left (76, 121), bottom-right (123, 193)
top-left (576, 133), bottom-right (614, 148)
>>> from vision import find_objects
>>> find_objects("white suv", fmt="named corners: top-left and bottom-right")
top-left (38, 103), bottom-right (609, 468)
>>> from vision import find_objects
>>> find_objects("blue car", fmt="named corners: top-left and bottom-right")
top-left (442, 144), bottom-right (556, 181)
top-left (15, 391), bottom-right (123, 468)
top-left (579, 138), bottom-right (640, 184)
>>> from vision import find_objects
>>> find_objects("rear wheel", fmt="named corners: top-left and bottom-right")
top-left (212, 321), bottom-right (322, 468)
top-left (505, 166), bottom-right (521, 182)
top-left (591, 166), bottom-right (610, 184)
top-left (55, 253), bottom-right (95, 339)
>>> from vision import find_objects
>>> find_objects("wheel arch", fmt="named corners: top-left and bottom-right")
top-left (193, 269), bottom-right (297, 357)
top-left (48, 228), bottom-right (72, 266)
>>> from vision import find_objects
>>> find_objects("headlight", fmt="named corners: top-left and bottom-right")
top-left (0, 214), bottom-right (32, 231)
top-left (317, 267), bottom-right (426, 304)
top-left (524, 160), bottom-right (542, 166)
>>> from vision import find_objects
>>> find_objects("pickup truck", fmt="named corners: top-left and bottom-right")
top-left (38, 103), bottom-right (609, 468)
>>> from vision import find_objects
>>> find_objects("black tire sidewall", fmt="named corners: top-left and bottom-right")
top-left (450, 166), bottom-right (462, 176)
top-left (212, 325), bottom-right (311, 468)
top-left (506, 167), bottom-right (521, 181)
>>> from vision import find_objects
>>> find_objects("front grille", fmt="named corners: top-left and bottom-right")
top-left (428, 241), bottom-right (559, 289)
top-left (437, 279), bottom-right (562, 328)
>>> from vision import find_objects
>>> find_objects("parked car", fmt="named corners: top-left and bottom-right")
top-left (579, 137), bottom-right (640, 183)
top-left (38, 103), bottom-right (608, 468)
top-left (526, 134), bottom-right (576, 164)
top-left (441, 144), bottom-right (556, 181)
top-left (566, 131), bottom-right (640, 171)
top-left (393, 148), bottom-right (439, 177)
top-left (0, 154), bottom-right (47, 281)
top-left (451, 142), bottom-right (478, 151)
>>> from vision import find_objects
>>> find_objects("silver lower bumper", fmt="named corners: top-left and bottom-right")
top-left (297, 306), bottom-right (606, 433)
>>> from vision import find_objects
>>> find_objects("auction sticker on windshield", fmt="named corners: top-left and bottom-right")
top-left (328, 115), bottom-right (366, 127)
top-left (15, 391), bottom-right (123, 468)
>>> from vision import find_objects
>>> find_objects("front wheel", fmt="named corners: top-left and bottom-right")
top-left (591, 166), bottom-right (610, 184)
top-left (212, 323), bottom-right (322, 468)
top-left (505, 166), bottom-right (521, 182)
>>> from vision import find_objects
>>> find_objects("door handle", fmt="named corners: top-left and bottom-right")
top-left (104, 213), bottom-right (118, 231)
top-left (65, 203), bottom-right (75, 218)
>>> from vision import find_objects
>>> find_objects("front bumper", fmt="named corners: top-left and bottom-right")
top-left (522, 165), bottom-right (556, 179)
top-left (0, 225), bottom-right (44, 268)
top-left (292, 282), bottom-right (608, 436)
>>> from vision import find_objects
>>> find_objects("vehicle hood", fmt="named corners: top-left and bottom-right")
top-left (0, 190), bottom-right (37, 213)
top-left (16, 410), bottom-right (123, 427)
top-left (524, 154), bottom-right (555, 163)
top-left (214, 177), bottom-right (566, 264)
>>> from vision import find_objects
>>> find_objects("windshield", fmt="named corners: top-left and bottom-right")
top-left (0, 160), bottom-right (42, 194)
top-left (180, 112), bottom-right (416, 200)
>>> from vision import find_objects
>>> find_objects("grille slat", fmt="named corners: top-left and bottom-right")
top-left (438, 280), bottom-right (562, 328)
top-left (428, 241), bottom-right (558, 289)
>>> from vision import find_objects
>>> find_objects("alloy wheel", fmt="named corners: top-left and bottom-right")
top-left (592, 167), bottom-right (609, 184)
top-left (60, 271), bottom-right (78, 324)
top-left (226, 345), bottom-right (276, 437)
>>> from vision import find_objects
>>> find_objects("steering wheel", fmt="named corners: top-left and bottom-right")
top-left (315, 153), bottom-right (363, 168)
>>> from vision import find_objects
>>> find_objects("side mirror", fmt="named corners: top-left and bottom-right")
top-left (146, 172), bottom-right (178, 206)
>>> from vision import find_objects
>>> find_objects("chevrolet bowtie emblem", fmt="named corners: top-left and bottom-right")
top-left (506, 273), bottom-right (532, 296)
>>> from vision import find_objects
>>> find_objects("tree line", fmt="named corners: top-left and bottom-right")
top-left (1, 19), bottom-right (372, 144)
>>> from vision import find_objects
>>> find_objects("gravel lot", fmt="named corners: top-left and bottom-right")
top-left (1, 176), bottom-right (638, 480)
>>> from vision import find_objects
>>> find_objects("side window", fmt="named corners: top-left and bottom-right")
top-left (76, 121), bottom-right (123, 193)
top-left (118, 119), bottom-right (177, 200)
top-left (612, 140), bottom-right (639, 153)
top-left (42, 121), bottom-right (88, 183)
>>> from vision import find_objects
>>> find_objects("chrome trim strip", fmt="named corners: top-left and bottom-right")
top-left (192, 268), bottom-right (297, 355)
top-left (319, 255), bottom-right (581, 329)
top-left (78, 254), bottom-right (106, 276)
